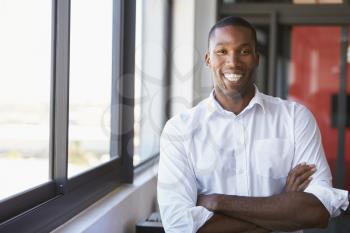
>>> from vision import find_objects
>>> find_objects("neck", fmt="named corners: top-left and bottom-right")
top-left (214, 86), bottom-right (255, 115)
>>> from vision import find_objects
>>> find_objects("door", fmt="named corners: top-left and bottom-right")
top-left (286, 26), bottom-right (350, 190)
top-left (278, 25), bottom-right (350, 233)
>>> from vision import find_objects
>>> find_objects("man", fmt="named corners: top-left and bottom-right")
top-left (157, 16), bottom-right (349, 233)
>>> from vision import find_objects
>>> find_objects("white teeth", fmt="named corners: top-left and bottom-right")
top-left (224, 73), bottom-right (242, 82)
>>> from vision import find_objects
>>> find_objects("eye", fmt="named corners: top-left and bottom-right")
top-left (215, 49), bottom-right (227, 55)
top-left (241, 48), bottom-right (252, 55)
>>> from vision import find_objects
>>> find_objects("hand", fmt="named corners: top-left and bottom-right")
top-left (197, 194), bottom-right (220, 211)
top-left (283, 163), bottom-right (316, 193)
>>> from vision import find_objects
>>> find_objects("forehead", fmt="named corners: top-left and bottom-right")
top-left (209, 25), bottom-right (254, 48)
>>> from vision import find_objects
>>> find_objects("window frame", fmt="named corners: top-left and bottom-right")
top-left (0, 0), bottom-right (136, 231)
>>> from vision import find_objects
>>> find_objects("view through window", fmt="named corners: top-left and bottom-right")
top-left (68, 0), bottom-right (115, 177)
top-left (0, 0), bottom-right (52, 200)
top-left (133, 0), bottom-right (167, 166)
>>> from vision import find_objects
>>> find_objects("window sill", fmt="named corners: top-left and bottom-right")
top-left (52, 163), bottom-right (158, 233)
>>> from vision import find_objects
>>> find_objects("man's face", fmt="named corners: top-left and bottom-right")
top-left (205, 25), bottom-right (259, 99)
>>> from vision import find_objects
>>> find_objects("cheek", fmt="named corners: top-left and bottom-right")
top-left (246, 57), bottom-right (259, 68)
top-left (212, 68), bottom-right (222, 80)
top-left (208, 57), bottom-right (224, 80)
top-left (213, 71), bottom-right (225, 88)
top-left (210, 59), bottom-right (224, 72)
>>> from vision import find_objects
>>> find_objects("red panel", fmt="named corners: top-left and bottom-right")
top-left (288, 27), bottom-right (343, 187)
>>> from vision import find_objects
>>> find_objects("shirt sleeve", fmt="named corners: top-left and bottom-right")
top-left (293, 104), bottom-right (349, 217)
top-left (157, 120), bottom-right (213, 233)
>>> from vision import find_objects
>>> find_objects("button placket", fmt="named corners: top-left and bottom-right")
top-left (239, 118), bottom-right (249, 195)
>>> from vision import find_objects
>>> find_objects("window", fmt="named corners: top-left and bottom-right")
top-left (134, 0), bottom-right (168, 167)
top-left (0, 0), bottom-right (51, 201)
top-left (0, 0), bottom-right (136, 231)
top-left (68, 0), bottom-right (115, 177)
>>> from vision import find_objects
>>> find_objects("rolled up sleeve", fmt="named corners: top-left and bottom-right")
top-left (158, 120), bottom-right (213, 233)
top-left (305, 183), bottom-right (349, 217)
top-left (294, 104), bottom-right (349, 217)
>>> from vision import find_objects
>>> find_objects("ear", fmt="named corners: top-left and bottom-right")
top-left (205, 52), bottom-right (211, 67)
top-left (255, 53), bottom-right (260, 66)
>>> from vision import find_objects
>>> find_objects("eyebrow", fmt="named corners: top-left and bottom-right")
top-left (214, 42), bottom-right (252, 48)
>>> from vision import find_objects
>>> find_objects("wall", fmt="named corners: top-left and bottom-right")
top-left (170, 0), bottom-right (217, 116)
top-left (193, 0), bottom-right (217, 105)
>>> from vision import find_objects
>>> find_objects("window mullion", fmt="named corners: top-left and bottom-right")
top-left (52, 0), bottom-right (71, 194)
top-left (110, 0), bottom-right (122, 164)
top-left (120, 0), bottom-right (136, 183)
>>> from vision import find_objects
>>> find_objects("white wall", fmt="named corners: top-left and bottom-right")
top-left (193, 0), bottom-right (217, 105)
top-left (170, 0), bottom-right (196, 116)
top-left (136, 0), bottom-right (167, 163)
top-left (170, 0), bottom-right (217, 116)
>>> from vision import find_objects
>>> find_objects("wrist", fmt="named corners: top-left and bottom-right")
top-left (214, 194), bottom-right (226, 212)
top-left (212, 194), bottom-right (222, 212)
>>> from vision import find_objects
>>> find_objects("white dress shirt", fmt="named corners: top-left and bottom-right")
top-left (157, 88), bottom-right (349, 233)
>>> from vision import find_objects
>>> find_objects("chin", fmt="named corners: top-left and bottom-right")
top-left (227, 83), bottom-right (254, 99)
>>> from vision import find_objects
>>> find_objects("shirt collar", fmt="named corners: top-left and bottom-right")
top-left (206, 85), bottom-right (265, 118)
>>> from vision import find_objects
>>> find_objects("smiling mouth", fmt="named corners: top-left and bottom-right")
top-left (223, 73), bottom-right (243, 82)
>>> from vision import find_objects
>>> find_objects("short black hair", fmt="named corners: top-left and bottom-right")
top-left (208, 16), bottom-right (258, 51)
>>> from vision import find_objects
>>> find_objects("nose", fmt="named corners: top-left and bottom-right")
top-left (226, 52), bottom-right (241, 67)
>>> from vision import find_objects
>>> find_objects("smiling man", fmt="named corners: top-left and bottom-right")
top-left (206, 23), bottom-right (258, 115)
top-left (157, 16), bottom-right (349, 233)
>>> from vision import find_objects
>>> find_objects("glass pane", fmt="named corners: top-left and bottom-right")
top-left (68, 0), bottom-right (114, 177)
top-left (0, 0), bottom-right (51, 199)
top-left (134, 0), bottom-right (166, 166)
top-left (287, 26), bottom-right (341, 185)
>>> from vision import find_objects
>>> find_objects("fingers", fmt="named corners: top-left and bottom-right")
top-left (292, 165), bottom-right (316, 190)
top-left (297, 165), bottom-right (316, 182)
top-left (289, 163), bottom-right (315, 177)
top-left (287, 163), bottom-right (306, 184)
top-left (287, 164), bottom-right (308, 187)
top-left (284, 163), bottom-right (316, 192)
top-left (297, 177), bottom-right (312, 191)
top-left (286, 163), bottom-right (305, 188)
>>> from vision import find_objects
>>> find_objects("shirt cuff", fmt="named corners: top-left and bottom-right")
top-left (190, 206), bottom-right (214, 232)
top-left (304, 184), bottom-right (349, 217)
top-left (160, 205), bottom-right (214, 233)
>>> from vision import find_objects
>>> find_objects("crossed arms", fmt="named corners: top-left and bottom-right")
top-left (197, 164), bottom-right (329, 233)
top-left (158, 108), bottom-right (349, 233)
